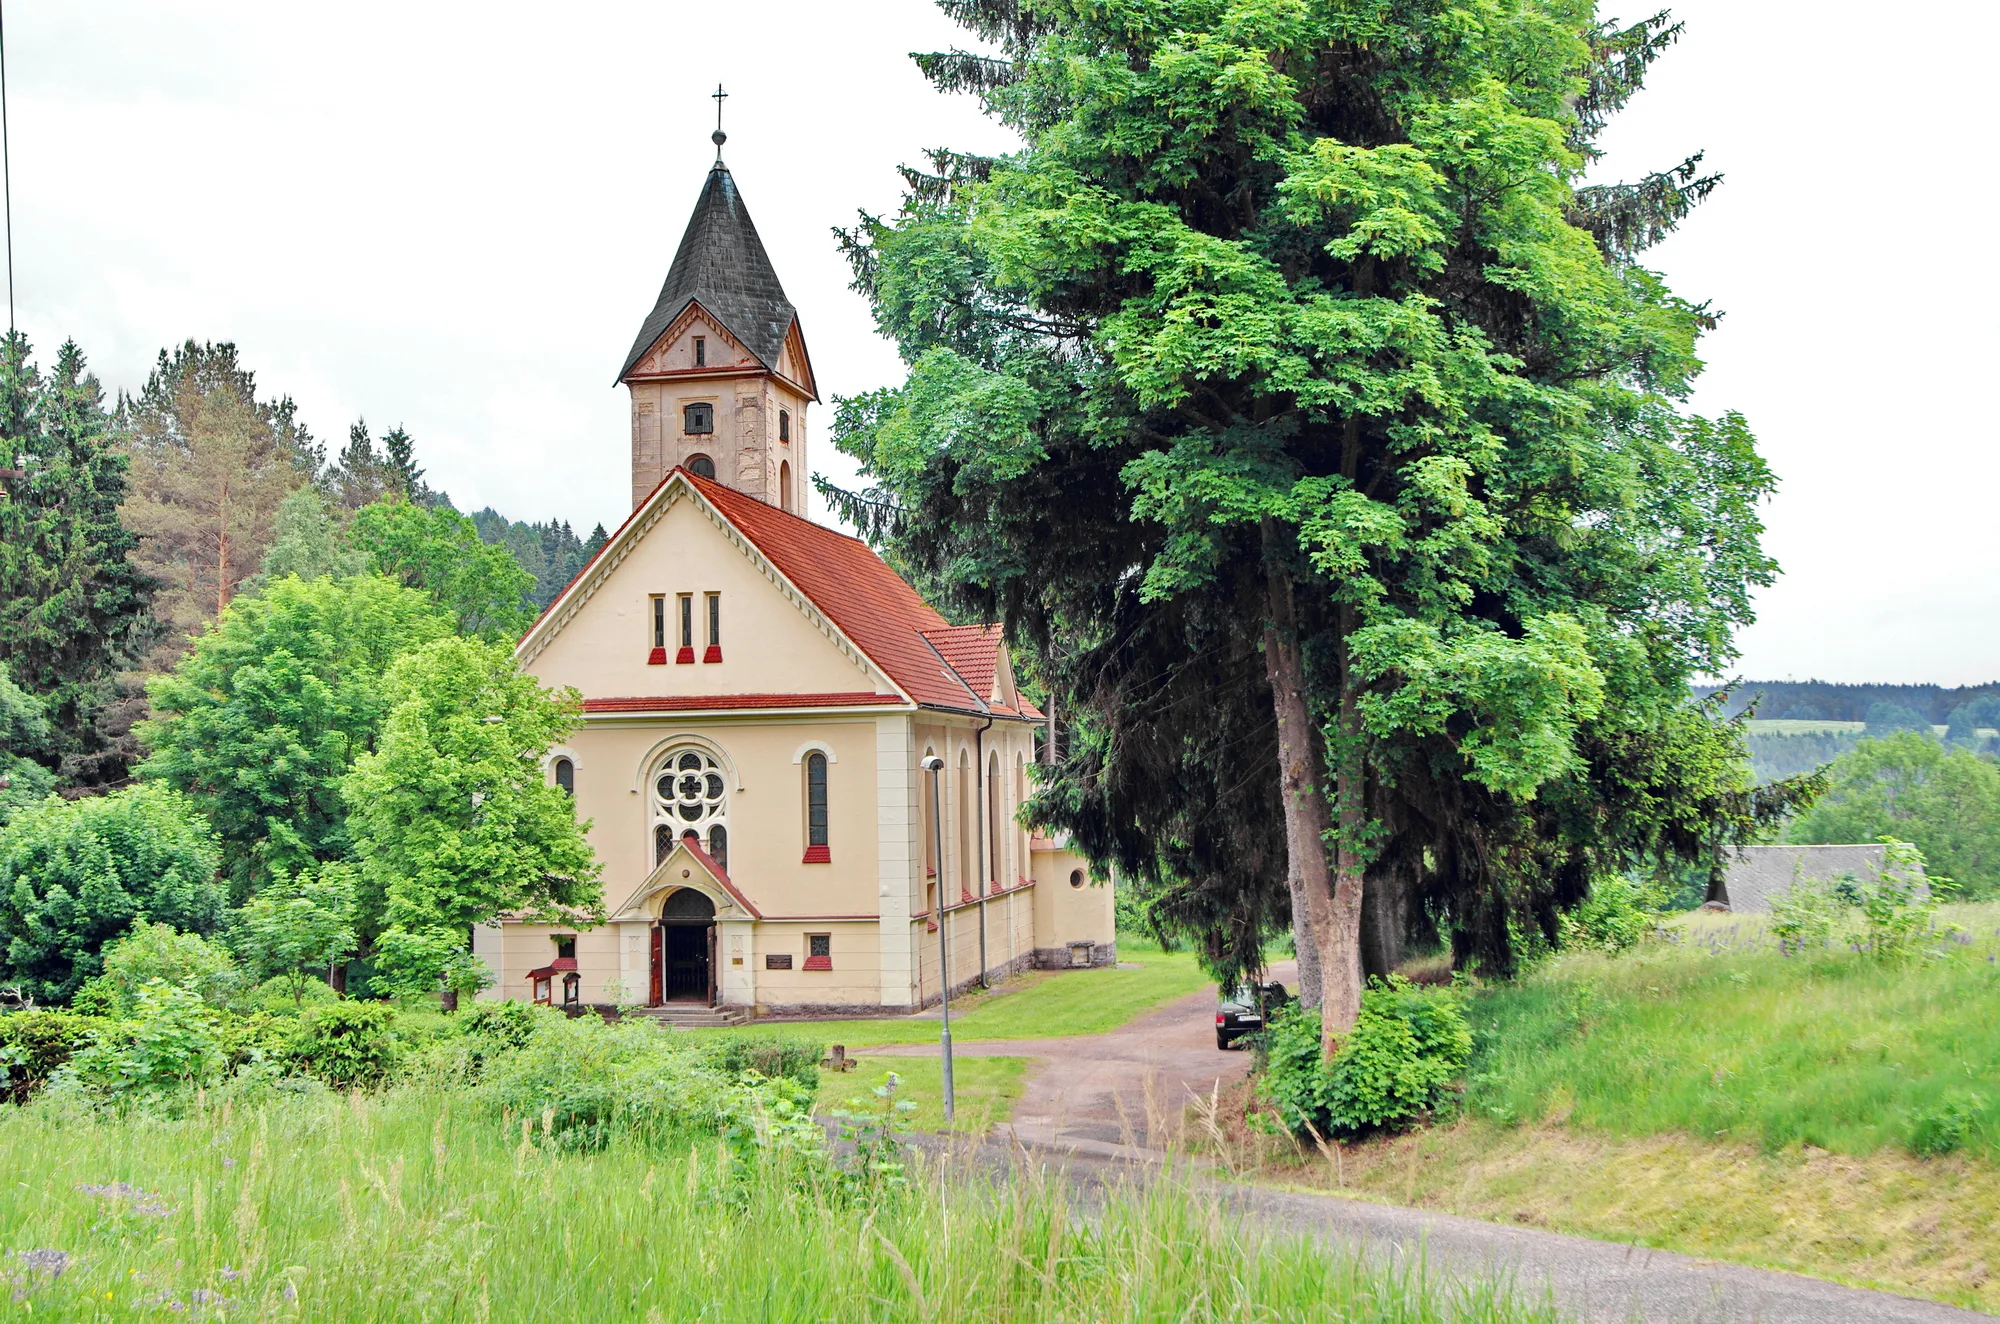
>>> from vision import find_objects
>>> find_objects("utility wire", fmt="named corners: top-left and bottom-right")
top-left (1, 0), bottom-right (13, 335)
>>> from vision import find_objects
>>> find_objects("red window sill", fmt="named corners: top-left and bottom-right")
top-left (802, 844), bottom-right (831, 864)
top-left (675, 647), bottom-right (696, 664)
top-left (802, 955), bottom-right (832, 971)
top-left (703, 645), bottom-right (724, 663)
top-left (647, 646), bottom-right (668, 665)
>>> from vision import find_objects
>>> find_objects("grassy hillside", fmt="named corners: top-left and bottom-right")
top-left (1226, 904), bottom-right (2000, 1310)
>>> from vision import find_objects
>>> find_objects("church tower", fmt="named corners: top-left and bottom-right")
top-left (618, 132), bottom-right (818, 513)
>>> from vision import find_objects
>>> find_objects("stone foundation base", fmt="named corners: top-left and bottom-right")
top-left (1032, 940), bottom-right (1118, 970)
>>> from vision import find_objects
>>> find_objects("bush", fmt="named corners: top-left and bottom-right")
top-left (701, 1034), bottom-right (823, 1091)
top-left (1909, 1091), bottom-right (1984, 1158)
top-left (477, 1013), bottom-right (818, 1156)
top-left (64, 979), bottom-right (226, 1103)
top-left (290, 1001), bottom-right (400, 1087)
top-left (0, 1011), bottom-right (104, 1102)
top-left (80, 923), bottom-right (243, 1013)
top-left (1561, 876), bottom-right (1660, 954)
top-left (1262, 976), bottom-right (1472, 1138)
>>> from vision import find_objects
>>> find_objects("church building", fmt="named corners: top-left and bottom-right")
top-left (474, 140), bottom-right (1114, 1019)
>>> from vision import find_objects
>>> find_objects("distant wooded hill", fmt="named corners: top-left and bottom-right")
top-left (1696, 681), bottom-right (2000, 723)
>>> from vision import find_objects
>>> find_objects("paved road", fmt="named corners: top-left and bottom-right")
top-left (857, 968), bottom-right (1991, 1324)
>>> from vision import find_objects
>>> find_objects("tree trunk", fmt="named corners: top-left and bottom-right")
top-left (328, 961), bottom-right (347, 996)
top-left (1286, 868), bottom-right (1323, 1008)
top-left (1260, 532), bottom-right (1363, 1051)
top-left (440, 988), bottom-right (459, 1013)
top-left (1360, 867), bottom-right (1404, 979)
top-left (1323, 660), bottom-right (1368, 1045)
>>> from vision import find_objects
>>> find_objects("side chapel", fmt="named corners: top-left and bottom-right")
top-left (475, 140), bottom-right (1114, 1018)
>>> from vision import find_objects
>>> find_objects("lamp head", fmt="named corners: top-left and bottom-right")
top-left (920, 754), bottom-right (945, 773)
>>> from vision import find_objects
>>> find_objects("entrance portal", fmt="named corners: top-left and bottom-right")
top-left (649, 887), bottom-right (718, 1005)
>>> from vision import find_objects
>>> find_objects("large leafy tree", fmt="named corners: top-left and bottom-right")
top-left (115, 341), bottom-right (316, 671)
top-left (1789, 733), bottom-right (2000, 900)
top-left (344, 637), bottom-right (599, 1005)
top-left (0, 335), bottom-right (159, 786)
top-left (350, 500), bottom-right (537, 640)
top-left (139, 574), bottom-right (454, 897)
top-left (831, 0), bottom-right (1806, 1041)
top-left (0, 783), bottom-right (225, 1003)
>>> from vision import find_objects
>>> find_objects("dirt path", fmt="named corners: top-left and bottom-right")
top-left (860, 964), bottom-right (1986, 1324)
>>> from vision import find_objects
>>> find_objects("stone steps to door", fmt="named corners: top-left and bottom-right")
top-left (630, 1004), bottom-right (750, 1029)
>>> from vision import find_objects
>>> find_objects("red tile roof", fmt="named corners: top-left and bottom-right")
top-left (583, 692), bottom-right (899, 714)
top-left (523, 467), bottom-right (1039, 719)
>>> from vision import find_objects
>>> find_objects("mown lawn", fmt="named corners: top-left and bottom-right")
top-left (0, 1087), bottom-right (1560, 1323)
top-left (823, 1055), bottom-right (1032, 1135)
top-left (726, 937), bottom-right (1214, 1047)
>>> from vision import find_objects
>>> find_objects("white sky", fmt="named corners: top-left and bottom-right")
top-left (7, 2), bottom-right (1995, 685)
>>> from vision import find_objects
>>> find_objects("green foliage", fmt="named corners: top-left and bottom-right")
top-left (0, 662), bottom-right (55, 824)
top-left (830, 0), bottom-right (1797, 984)
top-left (229, 862), bottom-right (357, 1007)
top-left (476, 1012), bottom-right (817, 1155)
top-left (1909, 1091), bottom-right (1985, 1158)
top-left (0, 1010), bottom-right (102, 1102)
top-left (1789, 734), bottom-right (2000, 900)
top-left (828, 1072), bottom-right (917, 1203)
top-left (1463, 903), bottom-right (2000, 1162)
top-left (0, 335), bottom-right (157, 791)
top-left (1866, 701), bottom-right (1931, 735)
top-left (250, 485), bottom-right (368, 586)
top-left (289, 1000), bottom-right (400, 1087)
top-left (83, 921), bottom-right (242, 1013)
top-left (345, 636), bottom-right (600, 990)
top-left (0, 784), bottom-right (225, 1003)
top-left (469, 509), bottom-right (600, 612)
top-left (140, 573), bottom-right (452, 897)
top-left (1560, 875), bottom-right (1660, 955)
top-left (1745, 728), bottom-right (1863, 785)
top-left (1262, 977), bottom-right (1472, 1137)
top-left (349, 499), bottom-right (535, 640)
top-left (65, 978), bottom-right (227, 1102)
top-left (699, 1033), bottom-right (824, 1093)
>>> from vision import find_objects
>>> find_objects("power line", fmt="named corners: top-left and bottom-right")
top-left (1, 0), bottom-right (13, 336)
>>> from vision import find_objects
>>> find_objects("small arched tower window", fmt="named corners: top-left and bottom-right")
top-left (687, 454), bottom-right (716, 480)
top-left (693, 336), bottom-right (706, 367)
top-left (779, 409), bottom-right (791, 442)
top-left (707, 824), bottom-right (729, 872)
top-left (684, 402), bottom-right (714, 435)
top-left (553, 757), bottom-right (574, 797)
top-left (803, 751), bottom-right (830, 862)
top-left (779, 461), bottom-right (793, 513)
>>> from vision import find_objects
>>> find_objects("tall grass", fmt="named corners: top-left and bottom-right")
top-left (0, 1087), bottom-right (1558, 1322)
top-left (1467, 902), bottom-right (2000, 1159)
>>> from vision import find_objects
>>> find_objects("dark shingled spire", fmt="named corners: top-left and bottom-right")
top-left (617, 163), bottom-right (797, 383)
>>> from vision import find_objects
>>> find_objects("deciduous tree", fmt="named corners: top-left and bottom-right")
top-left (831, 0), bottom-right (1803, 1043)
top-left (229, 862), bottom-right (358, 1007)
top-left (1789, 733), bottom-right (2000, 900)
top-left (139, 575), bottom-right (453, 896)
top-left (350, 500), bottom-right (536, 641)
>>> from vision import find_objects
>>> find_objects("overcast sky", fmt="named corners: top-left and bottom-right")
top-left (7, 3), bottom-right (1995, 684)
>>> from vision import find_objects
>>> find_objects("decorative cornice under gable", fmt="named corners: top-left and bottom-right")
top-left (516, 473), bottom-right (909, 706)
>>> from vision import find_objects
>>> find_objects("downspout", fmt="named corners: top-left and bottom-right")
top-left (973, 706), bottom-right (995, 989)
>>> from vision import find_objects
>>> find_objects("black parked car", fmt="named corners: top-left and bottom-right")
top-left (1215, 981), bottom-right (1290, 1049)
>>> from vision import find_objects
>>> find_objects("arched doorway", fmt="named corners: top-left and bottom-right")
top-left (650, 887), bottom-right (717, 1005)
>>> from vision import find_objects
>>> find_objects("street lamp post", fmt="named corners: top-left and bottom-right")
top-left (921, 753), bottom-right (954, 1122)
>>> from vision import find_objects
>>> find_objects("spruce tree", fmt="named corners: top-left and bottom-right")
top-left (0, 335), bottom-right (158, 786)
top-left (831, 1), bottom-right (1814, 1040)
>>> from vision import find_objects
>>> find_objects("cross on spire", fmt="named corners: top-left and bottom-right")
top-left (711, 83), bottom-right (728, 162)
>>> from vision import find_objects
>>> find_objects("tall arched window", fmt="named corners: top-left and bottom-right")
top-left (553, 757), bottom-right (574, 796)
top-left (987, 752), bottom-right (1002, 888)
top-left (687, 453), bottom-right (716, 480)
top-left (779, 460), bottom-right (793, 513)
top-left (653, 747), bottom-right (728, 868)
top-left (956, 749), bottom-right (972, 897)
top-left (779, 409), bottom-right (791, 442)
top-left (1015, 753), bottom-right (1029, 884)
top-left (803, 752), bottom-right (829, 861)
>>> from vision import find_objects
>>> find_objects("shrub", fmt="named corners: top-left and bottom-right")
top-left (1262, 976), bottom-right (1472, 1138)
top-left (1768, 872), bottom-right (1849, 951)
top-left (702, 1034), bottom-right (823, 1091)
top-left (0, 1011), bottom-right (103, 1102)
top-left (477, 1013), bottom-right (818, 1157)
top-left (1561, 876), bottom-right (1659, 954)
top-left (0, 784), bottom-right (226, 1003)
top-left (1908, 1091), bottom-right (1984, 1158)
top-left (80, 922), bottom-right (243, 1013)
top-left (64, 979), bottom-right (226, 1102)
top-left (290, 1001), bottom-right (400, 1087)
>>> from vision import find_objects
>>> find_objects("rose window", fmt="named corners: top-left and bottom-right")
top-left (653, 749), bottom-right (729, 868)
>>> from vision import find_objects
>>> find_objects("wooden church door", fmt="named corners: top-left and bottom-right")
top-left (648, 925), bottom-right (664, 1006)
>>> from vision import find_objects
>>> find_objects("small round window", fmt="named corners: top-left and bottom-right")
top-left (1069, 868), bottom-right (1085, 889)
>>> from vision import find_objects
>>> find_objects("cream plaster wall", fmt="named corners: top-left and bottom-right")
top-left (523, 488), bottom-right (888, 699)
top-left (1032, 845), bottom-right (1117, 949)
